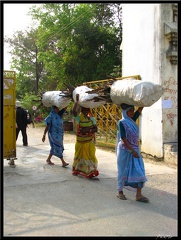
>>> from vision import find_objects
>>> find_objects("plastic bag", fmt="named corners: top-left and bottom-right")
top-left (110, 79), bottom-right (165, 106)
top-left (73, 86), bottom-right (106, 108)
top-left (42, 91), bottom-right (71, 108)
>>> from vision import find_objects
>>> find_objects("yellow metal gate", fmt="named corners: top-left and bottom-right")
top-left (83, 75), bottom-right (141, 145)
top-left (3, 71), bottom-right (17, 164)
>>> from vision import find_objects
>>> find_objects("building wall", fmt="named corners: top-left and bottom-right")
top-left (160, 4), bottom-right (178, 143)
top-left (121, 4), bottom-right (177, 158)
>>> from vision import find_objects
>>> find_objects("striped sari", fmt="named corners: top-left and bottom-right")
top-left (72, 112), bottom-right (99, 177)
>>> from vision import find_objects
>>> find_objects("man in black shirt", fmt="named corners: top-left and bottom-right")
top-left (16, 101), bottom-right (28, 146)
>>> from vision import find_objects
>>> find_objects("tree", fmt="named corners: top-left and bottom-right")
top-left (31, 3), bottom-right (122, 88)
top-left (5, 3), bottom-right (122, 97)
top-left (4, 28), bottom-right (46, 96)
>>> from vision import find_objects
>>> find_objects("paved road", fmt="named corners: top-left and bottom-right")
top-left (3, 126), bottom-right (177, 237)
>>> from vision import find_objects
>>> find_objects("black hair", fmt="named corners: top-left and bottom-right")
top-left (120, 103), bottom-right (134, 110)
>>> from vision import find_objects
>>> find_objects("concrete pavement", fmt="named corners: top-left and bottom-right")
top-left (3, 127), bottom-right (177, 237)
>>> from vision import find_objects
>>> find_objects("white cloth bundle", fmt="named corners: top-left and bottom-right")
top-left (110, 79), bottom-right (165, 107)
top-left (73, 86), bottom-right (106, 108)
top-left (42, 91), bottom-right (71, 108)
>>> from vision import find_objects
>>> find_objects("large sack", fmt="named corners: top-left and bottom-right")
top-left (73, 86), bottom-right (106, 108)
top-left (110, 79), bottom-right (165, 107)
top-left (42, 91), bottom-right (71, 108)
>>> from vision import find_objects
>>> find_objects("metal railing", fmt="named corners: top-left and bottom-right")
top-left (83, 75), bottom-right (141, 143)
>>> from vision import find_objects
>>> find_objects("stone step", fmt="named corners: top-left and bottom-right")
top-left (164, 142), bottom-right (178, 152)
top-left (164, 143), bottom-right (177, 166)
top-left (164, 151), bottom-right (177, 166)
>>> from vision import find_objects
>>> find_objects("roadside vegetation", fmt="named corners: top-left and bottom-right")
top-left (5, 3), bottom-right (122, 120)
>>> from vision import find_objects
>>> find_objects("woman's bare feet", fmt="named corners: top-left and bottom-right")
top-left (46, 160), bottom-right (54, 165)
top-left (61, 159), bottom-right (69, 167)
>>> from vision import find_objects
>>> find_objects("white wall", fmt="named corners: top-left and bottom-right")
top-left (122, 4), bottom-right (167, 157)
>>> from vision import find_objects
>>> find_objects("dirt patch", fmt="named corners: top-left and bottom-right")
top-left (27, 125), bottom-right (177, 169)
top-left (27, 125), bottom-right (76, 144)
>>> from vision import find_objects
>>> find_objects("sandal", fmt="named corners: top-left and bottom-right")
top-left (117, 192), bottom-right (127, 200)
top-left (62, 163), bottom-right (69, 168)
top-left (136, 197), bottom-right (150, 203)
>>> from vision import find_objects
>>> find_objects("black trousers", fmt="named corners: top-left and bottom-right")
top-left (16, 126), bottom-right (28, 145)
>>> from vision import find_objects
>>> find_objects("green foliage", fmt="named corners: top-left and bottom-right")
top-left (5, 3), bottom-right (122, 99)
top-left (31, 3), bottom-right (122, 87)
top-left (17, 93), bottom-right (40, 116)
top-left (4, 29), bottom-right (48, 96)
top-left (16, 93), bottom-right (52, 121)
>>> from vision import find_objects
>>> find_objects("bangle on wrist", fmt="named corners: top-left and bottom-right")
top-left (130, 149), bottom-right (135, 153)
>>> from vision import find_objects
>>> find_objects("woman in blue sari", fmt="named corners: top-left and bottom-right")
top-left (116, 103), bottom-right (149, 203)
top-left (42, 106), bottom-right (69, 167)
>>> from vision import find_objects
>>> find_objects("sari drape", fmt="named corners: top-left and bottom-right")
top-left (44, 107), bottom-right (64, 158)
top-left (116, 109), bottom-right (147, 191)
top-left (72, 112), bottom-right (98, 176)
